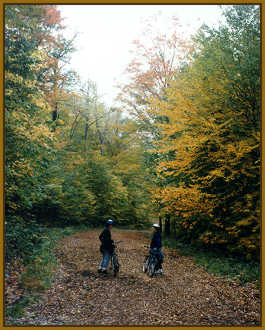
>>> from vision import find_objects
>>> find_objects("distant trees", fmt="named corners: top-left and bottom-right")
top-left (117, 14), bottom-right (192, 141)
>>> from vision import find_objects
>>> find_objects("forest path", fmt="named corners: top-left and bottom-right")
top-left (11, 228), bottom-right (260, 326)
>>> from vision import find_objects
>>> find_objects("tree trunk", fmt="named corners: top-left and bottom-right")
top-left (84, 115), bottom-right (89, 151)
top-left (171, 216), bottom-right (176, 237)
top-left (84, 116), bottom-right (89, 141)
top-left (165, 214), bottom-right (170, 236)
top-left (70, 112), bottom-right (81, 140)
top-left (159, 216), bottom-right (162, 234)
top-left (96, 117), bottom-right (104, 155)
top-left (52, 102), bottom-right (58, 132)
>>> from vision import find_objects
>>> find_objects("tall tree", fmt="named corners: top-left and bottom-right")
top-left (117, 13), bottom-right (192, 139)
top-left (149, 5), bottom-right (260, 259)
top-left (5, 5), bottom-right (76, 259)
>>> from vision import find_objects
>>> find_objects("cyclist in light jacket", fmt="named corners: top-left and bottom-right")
top-left (150, 224), bottom-right (164, 274)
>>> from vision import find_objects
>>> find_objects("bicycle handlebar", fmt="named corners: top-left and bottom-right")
top-left (113, 240), bottom-right (122, 249)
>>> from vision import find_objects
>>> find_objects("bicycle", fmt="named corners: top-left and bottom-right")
top-left (110, 240), bottom-right (122, 277)
top-left (142, 246), bottom-right (159, 278)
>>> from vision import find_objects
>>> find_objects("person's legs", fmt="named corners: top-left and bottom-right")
top-left (159, 250), bottom-right (164, 268)
top-left (156, 249), bottom-right (163, 274)
top-left (99, 250), bottom-right (111, 272)
top-left (98, 253), bottom-right (104, 272)
top-left (98, 246), bottom-right (104, 271)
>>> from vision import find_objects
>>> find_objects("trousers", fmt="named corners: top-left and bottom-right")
top-left (150, 248), bottom-right (164, 269)
top-left (99, 249), bottom-right (111, 270)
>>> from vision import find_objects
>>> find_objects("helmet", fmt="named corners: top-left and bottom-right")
top-left (152, 224), bottom-right (160, 229)
top-left (106, 219), bottom-right (114, 225)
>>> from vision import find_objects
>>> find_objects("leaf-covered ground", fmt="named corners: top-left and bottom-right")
top-left (6, 229), bottom-right (261, 326)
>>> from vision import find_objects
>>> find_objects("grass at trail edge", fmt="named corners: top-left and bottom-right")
top-left (162, 235), bottom-right (260, 288)
top-left (5, 225), bottom-right (89, 319)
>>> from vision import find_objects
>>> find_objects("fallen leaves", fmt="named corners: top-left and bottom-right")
top-left (5, 258), bottom-right (25, 305)
top-left (5, 228), bottom-right (261, 326)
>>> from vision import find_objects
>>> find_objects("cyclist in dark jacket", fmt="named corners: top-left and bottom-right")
top-left (98, 219), bottom-right (115, 274)
top-left (150, 224), bottom-right (163, 274)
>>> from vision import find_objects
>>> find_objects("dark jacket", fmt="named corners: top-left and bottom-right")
top-left (150, 231), bottom-right (162, 249)
top-left (99, 228), bottom-right (114, 253)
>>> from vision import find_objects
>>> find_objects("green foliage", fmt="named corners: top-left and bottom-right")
top-left (19, 226), bottom-right (88, 288)
top-left (4, 5), bottom-right (77, 261)
top-left (193, 254), bottom-right (260, 287)
top-left (162, 235), bottom-right (260, 287)
top-left (6, 225), bottom-right (89, 318)
top-left (7, 5), bottom-right (260, 270)
top-left (186, 5), bottom-right (260, 259)
top-left (5, 4), bottom-right (153, 267)
top-left (148, 5), bottom-right (260, 260)
top-left (6, 296), bottom-right (38, 319)
top-left (5, 217), bottom-right (45, 263)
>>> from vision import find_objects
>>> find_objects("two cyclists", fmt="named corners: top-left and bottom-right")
top-left (98, 220), bottom-right (163, 276)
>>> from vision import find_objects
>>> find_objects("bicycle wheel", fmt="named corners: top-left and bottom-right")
top-left (142, 256), bottom-right (149, 273)
top-left (112, 253), bottom-right (119, 277)
top-left (148, 258), bottom-right (156, 278)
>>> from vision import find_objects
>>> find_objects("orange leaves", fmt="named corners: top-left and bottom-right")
top-left (144, 29), bottom-right (259, 259)
top-left (119, 15), bottom-right (193, 126)
top-left (43, 5), bottom-right (63, 28)
top-left (151, 184), bottom-right (212, 218)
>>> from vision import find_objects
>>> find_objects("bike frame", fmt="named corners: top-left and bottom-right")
top-left (109, 241), bottom-right (121, 276)
top-left (143, 247), bottom-right (159, 277)
top-left (149, 251), bottom-right (159, 267)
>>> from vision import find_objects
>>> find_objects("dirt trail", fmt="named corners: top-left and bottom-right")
top-left (7, 229), bottom-right (261, 326)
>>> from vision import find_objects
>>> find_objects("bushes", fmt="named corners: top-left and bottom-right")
top-left (163, 234), bottom-right (260, 287)
top-left (6, 225), bottom-right (89, 319)
top-left (5, 217), bottom-right (44, 263)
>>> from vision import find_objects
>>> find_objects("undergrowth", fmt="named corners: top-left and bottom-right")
top-left (162, 235), bottom-right (260, 288)
top-left (5, 224), bottom-right (89, 319)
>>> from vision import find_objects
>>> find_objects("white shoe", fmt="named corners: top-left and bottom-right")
top-left (155, 269), bottom-right (163, 275)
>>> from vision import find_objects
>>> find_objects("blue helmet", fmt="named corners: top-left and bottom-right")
top-left (106, 219), bottom-right (114, 226)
